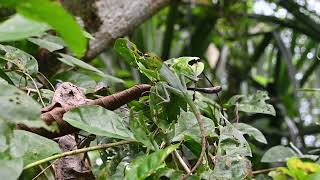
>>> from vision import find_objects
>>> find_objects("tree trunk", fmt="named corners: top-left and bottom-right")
top-left (61, 0), bottom-right (169, 61)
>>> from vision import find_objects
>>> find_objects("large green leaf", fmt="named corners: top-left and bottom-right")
top-left (206, 155), bottom-right (251, 180)
top-left (0, 44), bottom-right (38, 75)
top-left (58, 53), bottom-right (105, 76)
top-left (0, 158), bottom-right (23, 180)
top-left (261, 145), bottom-right (297, 163)
top-left (229, 91), bottom-right (276, 116)
top-left (0, 14), bottom-right (49, 42)
top-left (124, 144), bottom-right (179, 180)
top-left (0, 83), bottom-right (44, 127)
top-left (1, 0), bottom-right (87, 57)
top-left (233, 123), bottom-right (267, 144)
top-left (64, 105), bottom-right (134, 140)
top-left (10, 130), bottom-right (61, 165)
top-left (172, 111), bottom-right (217, 143)
top-left (207, 114), bottom-right (252, 180)
top-left (129, 111), bottom-right (154, 150)
top-left (218, 123), bottom-right (251, 157)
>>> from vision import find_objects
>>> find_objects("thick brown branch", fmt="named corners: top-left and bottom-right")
top-left (17, 84), bottom-right (151, 138)
top-left (61, 0), bottom-right (169, 61)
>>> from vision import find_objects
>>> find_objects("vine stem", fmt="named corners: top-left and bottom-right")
top-left (23, 140), bottom-right (132, 170)
top-left (182, 94), bottom-right (206, 178)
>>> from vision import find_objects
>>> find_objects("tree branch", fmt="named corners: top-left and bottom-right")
top-left (17, 84), bottom-right (152, 138)
top-left (61, 0), bottom-right (169, 61)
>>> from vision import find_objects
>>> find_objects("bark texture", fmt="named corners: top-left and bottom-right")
top-left (61, 0), bottom-right (169, 61)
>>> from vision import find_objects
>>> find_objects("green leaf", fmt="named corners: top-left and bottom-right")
top-left (129, 110), bottom-right (154, 150)
top-left (102, 74), bottom-right (125, 85)
top-left (0, 158), bottom-right (23, 180)
top-left (0, 44), bottom-right (38, 75)
top-left (0, 135), bottom-right (8, 153)
top-left (10, 130), bottom-right (61, 165)
top-left (0, 83), bottom-right (44, 127)
top-left (268, 170), bottom-right (287, 180)
top-left (165, 57), bottom-right (204, 78)
top-left (114, 38), bottom-right (140, 66)
top-left (124, 144), bottom-right (179, 180)
top-left (308, 172), bottom-right (320, 180)
top-left (114, 38), bottom-right (162, 80)
top-left (159, 64), bottom-right (186, 93)
top-left (172, 111), bottom-right (217, 143)
top-left (58, 53), bottom-right (105, 76)
top-left (233, 123), bottom-right (267, 144)
top-left (261, 145), bottom-right (297, 163)
top-left (230, 91), bottom-right (276, 116)
top-left (205, 155), bottom-right (251, 179)
top-left (253, 75), bottom-right (269, 87)
top-left (4, 0), bottom-right (87, 57)
top-left (151, 167), bottom-right (184, 179)
top-left (64, 105), bottom-right (134, 140)
top-left (28, 36), bottom-right (64, 52)
top-left (143, 52), bottom-right (163, 70)
top-left (0, 68), bottom-right (14, 85)
top-left (149, 85), bottom-right (172, 130)
top-left (136, 61), bottom-right (159, 81)
top-left (0, 14), bottom-right (49, 42)
top-left (164, 93), bottom-right (187, 122)
top-left (218, 123), bottom-right (252, 157)
top-left (53, 71), bottom-right (97, 90)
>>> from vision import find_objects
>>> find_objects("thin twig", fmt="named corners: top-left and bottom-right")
top-left (290, 142), bottom-right (303, 156)
top-left (252, 167), bottom-right (278, 175)
top-left (208, 152), bottom-right (215, 164)
top-left (24, 140), bottom-right (132, 170)
top-left (174, 150), bottom-right (191, 174)
top-left (17, 70), bottom-right (45, 107)
top-left (32, 160), bottom-right (58, 180)
top-left (37, 72), bottom-right (55, 91)
top-left (20, 87), bottom-right (38, 93)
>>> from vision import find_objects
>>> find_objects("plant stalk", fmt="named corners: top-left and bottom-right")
top-left (24, 140), bottom-right (132, 170)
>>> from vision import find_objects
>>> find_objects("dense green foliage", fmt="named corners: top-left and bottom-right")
top-left (0, 0), bottom-right (320, 179)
